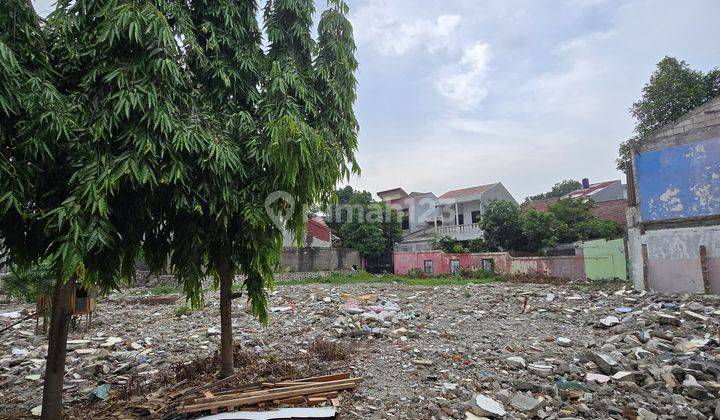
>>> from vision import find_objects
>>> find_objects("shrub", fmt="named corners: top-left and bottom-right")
top-left (173, 305), bottom-right (193, 317)
top-left (406, 268), bottom-right (426, 279)
top-left (459, 267), bottom-right (495, 279)
top-left (0, 260), bottom-right (56, 303)
top-left (308, 338), bottom-right (348, 361)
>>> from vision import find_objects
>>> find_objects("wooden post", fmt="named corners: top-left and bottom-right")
top-left (700, 245), bottom-right (711, 294)
top-left (641, 244), bottom-right (650, 291)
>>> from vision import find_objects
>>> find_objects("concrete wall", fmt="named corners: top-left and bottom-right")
top-left (636, 137), bottom-right (720, 221)
top-left (393, 251), bottom-right (588, 280)
top-left (628, 218), bottom-right (720, 293)
top-left (279, 247), bottom-right (361, 272)
top-left (407, 194), bottom-right (439, 233)
top-left (628, 96), bottom-right (720, 294)
top-left (582, 238), bottom-right (627, 280)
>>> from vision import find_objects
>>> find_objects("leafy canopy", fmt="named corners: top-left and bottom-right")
top-left (525, 179), bottom-right (582, 202)
top-left (617, 56), bottom-right (720, 171)
top-left (328, 186), bottom-right (401, 255)
top-left (480, 199), bottom-right (527, 251)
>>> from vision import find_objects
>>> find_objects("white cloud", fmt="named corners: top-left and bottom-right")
top-left (435, 42), bottom-right (492, 110)
top-left (352, 0), bottom-right (461, 55)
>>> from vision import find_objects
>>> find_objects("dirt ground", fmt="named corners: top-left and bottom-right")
top-left (1, 280), bottom-right (719, 419)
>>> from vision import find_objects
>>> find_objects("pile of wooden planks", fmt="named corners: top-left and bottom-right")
top-left (176, 372), bottom-right (361, 415)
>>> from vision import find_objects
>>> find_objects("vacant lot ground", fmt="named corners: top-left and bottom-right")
top-left (1, 277), bottom-right (719, 419)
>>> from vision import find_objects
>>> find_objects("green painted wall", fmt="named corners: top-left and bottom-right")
top-left (581, 238), bottom-right (627, 280)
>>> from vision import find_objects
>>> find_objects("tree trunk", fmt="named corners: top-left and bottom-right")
top-left (217, 252), bottom-right (235, 378)
top-left (41, 274), bottom-right (76, 420)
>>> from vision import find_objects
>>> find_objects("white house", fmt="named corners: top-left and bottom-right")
top-left (377, 183), bottom-right (517, 251)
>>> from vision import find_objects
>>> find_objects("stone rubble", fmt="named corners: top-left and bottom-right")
top-left (0, 280), bottom-right (719, 419)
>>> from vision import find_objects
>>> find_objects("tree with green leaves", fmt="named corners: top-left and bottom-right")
top-left (178, 0), bottom-right (267, 378)
top-left (617, 57), bottom-right (720, 170)
top-left (525, 179), bottom-right (582, 202)
top-left (328, 186), bottom-right (402, 255)
top-left (1, 2), bottom-right (80, 417)
top-left (519, 198), bottom-right (624, 252)
top-left (2, 1), bottom-right (361, 413)
top-left (520, 209), bottom-right (563, 251)
top-left (480, 200), bottom-right (527, 251)
top-left (338, 202), bottom-right (402, 255)
top-left (429, 236), bottom-right (487, 253)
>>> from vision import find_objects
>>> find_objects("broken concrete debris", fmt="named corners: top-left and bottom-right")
top-left (1, 281), bottom-right (719, 419)
top-left (473, 394), bottom-right (506, 417)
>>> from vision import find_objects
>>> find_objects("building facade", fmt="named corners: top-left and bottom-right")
top-left (378, 183), bottom-right (517, 251)
top-left (627, 96), bottom-right (720, 293)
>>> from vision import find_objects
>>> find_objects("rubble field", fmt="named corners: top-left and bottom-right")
top-left (1, 279), bottom-right (720, 419)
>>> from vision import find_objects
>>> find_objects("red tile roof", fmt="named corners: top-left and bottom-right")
top-left (592, 199), bottom-right (628, 226)
top-left (523, 198), bottom-right (559, 212)
top-left (306, 217), bottom-right (331, 242)
top-left (567, 180), bottom-right (618, 199)
top-left (439, 183), bottom-right (497, 199)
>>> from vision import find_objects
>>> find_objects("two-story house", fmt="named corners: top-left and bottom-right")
top-left (378, 183), bottom-right (517, 251)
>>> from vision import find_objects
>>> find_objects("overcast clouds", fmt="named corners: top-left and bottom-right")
top-left (32, 0), bottom-right (720, 200)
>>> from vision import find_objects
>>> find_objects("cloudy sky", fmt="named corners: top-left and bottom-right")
top-left (32, 0), bottom-right (720, 200)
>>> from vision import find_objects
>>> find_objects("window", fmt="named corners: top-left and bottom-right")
top-left (457, 214), bottom-right (464, 225)
top-left (401, 209), bottom-right (410, 230)
top-left (471, 210), bottom-right (482, 224)
top-left (450, 259), bottom-right (460, 273)
top-left (424, 260), bottom-right (433, 275)
top-left (482, 259), bottom-right (495, 272)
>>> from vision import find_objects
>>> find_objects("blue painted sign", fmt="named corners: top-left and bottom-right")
top-left (636, 137), bottom-right (720, 221)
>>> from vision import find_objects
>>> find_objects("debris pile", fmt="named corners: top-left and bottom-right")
top-left (175, 372), bottom-right (359, 415)
top-left (1, 280), bottom-right (719, 418)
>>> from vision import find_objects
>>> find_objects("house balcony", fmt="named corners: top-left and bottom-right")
top-left (434, 223), bottom-right (483, 241)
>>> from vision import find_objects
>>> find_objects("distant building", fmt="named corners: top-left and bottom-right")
top-left (627, 96), bottom-right (720, 294)
top-left (524, 178), bottom-right (628, 226)
top-left (378, 183), bottom-right (517, 251)
top-left (282, 217), bottom-right (333, 248)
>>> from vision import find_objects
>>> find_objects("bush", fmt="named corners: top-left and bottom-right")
top-left (0, 260), bottom-right (56, 303)
top-left (459, 267), bottom-right (495, 279)
top-left (173, 305), bottom-right (193, 317)
top-left (406, 268), bottom-right (426, 279)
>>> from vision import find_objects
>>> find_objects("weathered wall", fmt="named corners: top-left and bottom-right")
top-left (582, 238), bottom-right (627, 280)
top-left (549, 256), bottom-right (587, 280)
top-left (279, 247), bottom-right (360, 272)
top-left (393, 251), bottom-right (588, 280)
top-left (636, 137), bottom-right (720, 221)
top-left (628, 222), bottom-right (720, 293)
top-left (628, 96), bottom-right (720, 294)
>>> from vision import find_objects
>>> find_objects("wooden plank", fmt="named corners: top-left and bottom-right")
top-left (178, 379), bottom-right (361, 414)
top-left (203, 391), bottom-right (214, 399)
top-left (700, 245), bottom-right (711, 294)
top-left (292, 372), bottom-right (350, 383)
top-left (267, 373), bottom-right (351, 387)
top-left (182, 379), bottom-right (360, 406)
top-left (308, 392), bottom-right (338, 399)
top-left (276, 396), bottom-right (305, 405)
